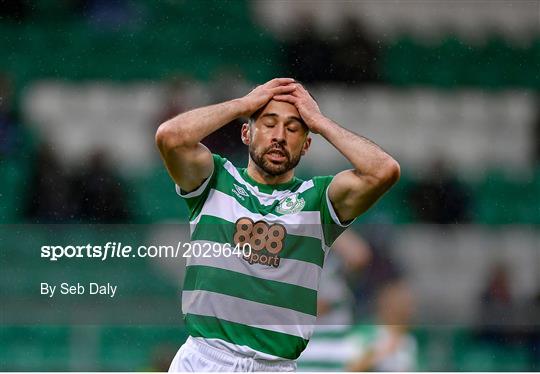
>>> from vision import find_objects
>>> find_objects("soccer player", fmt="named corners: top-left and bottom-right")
top-left (156, 78), bottom-right (400, 372)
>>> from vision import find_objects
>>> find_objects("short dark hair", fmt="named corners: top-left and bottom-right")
top-left (248, 106), bottom-right (264, 126)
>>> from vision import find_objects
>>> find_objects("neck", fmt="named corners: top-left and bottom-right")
top-left (246, 158), bottom-right (294, 185)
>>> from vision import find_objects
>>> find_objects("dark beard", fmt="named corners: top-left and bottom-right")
top-left (249, 145), bottom-right (302, 177)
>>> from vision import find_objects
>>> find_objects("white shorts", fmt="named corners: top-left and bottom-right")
top-left (168, 336), bottom-right (297, 372)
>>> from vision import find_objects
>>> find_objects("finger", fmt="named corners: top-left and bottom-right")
top-left (273, 94), bottom-right (297, 104)
top-left (293, 83), bottom-right (308, 94)
top-left (267, 77), bottom-right (296, 87)
top-left (270, 85), bottom-right (296, 95)
top-left (292, 85), bottom-right (312, 99)
top-left (280, 87), bottom-right (301, 100)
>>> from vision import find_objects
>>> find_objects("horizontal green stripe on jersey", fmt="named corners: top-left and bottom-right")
top-left (184, 265), bottom-right (317, 316)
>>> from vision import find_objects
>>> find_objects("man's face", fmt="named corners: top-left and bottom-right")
top-left (243, 100), bottom-right (311, 176)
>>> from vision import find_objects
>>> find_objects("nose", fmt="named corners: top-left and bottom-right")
top-left (271, 124), bottom-right (287, 144)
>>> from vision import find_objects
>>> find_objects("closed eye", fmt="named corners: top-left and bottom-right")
top-left (286, 123), bottom-right (301, 133)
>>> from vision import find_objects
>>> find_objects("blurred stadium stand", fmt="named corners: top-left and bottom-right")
top-left (1, 0), bottom-right (539, 371)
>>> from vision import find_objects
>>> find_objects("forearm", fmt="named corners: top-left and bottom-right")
top-left (156, 98), bottom-right (246, 149)
top-left (315, 116), bottom-right (398, 180)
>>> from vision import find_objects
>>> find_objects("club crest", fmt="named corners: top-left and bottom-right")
top-left (276, 194), bottom-right (305, 214)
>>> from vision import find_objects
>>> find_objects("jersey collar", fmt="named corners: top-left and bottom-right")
top-left (241, 168), bottom-right (301, 194)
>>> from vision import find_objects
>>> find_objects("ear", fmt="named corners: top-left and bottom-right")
top-left (301, 135), bottom-right (311, 155)
top-left (241, 123), bottom-right (250, 145)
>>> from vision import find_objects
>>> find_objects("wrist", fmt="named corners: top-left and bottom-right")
top-left (231, 97), bottom-right (252, 118)
top-left (306, 113), bottom-right (329, 133)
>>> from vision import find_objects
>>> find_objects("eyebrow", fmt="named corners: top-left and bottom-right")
top-left (260, 112), bottom-right (304, 125)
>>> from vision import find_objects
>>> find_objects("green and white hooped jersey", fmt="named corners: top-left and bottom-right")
top-left (177, 154), bottom-right (353, 361)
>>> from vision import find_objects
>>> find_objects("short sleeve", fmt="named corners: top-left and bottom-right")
top-left (175, 154), bottom-right (226, 221)
top-left (314, 175), bottom-right (356, 247)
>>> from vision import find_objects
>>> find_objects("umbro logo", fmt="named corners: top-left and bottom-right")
top-left (232, 184), bottom-right (249, 200)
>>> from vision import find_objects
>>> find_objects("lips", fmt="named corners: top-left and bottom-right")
top-left (266, 148), bottom-right (288, 162)
top-left (267, 150), bottom-right (285, 156)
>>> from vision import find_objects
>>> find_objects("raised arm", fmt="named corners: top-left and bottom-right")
top-left (274, 84), bottom-right (400, 222)
top-left (155, 78), bottom-right (296, 192)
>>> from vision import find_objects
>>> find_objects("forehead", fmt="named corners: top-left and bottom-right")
top-left (257, 99), bottom-right (300, 121)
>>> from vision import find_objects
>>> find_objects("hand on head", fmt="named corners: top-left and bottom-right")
top-left (240, 78), bottom-right (296, 117)
top-left (240, 77), bottom-right (323, 133)
top-left (272, 81), bottom-right (323, 133)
